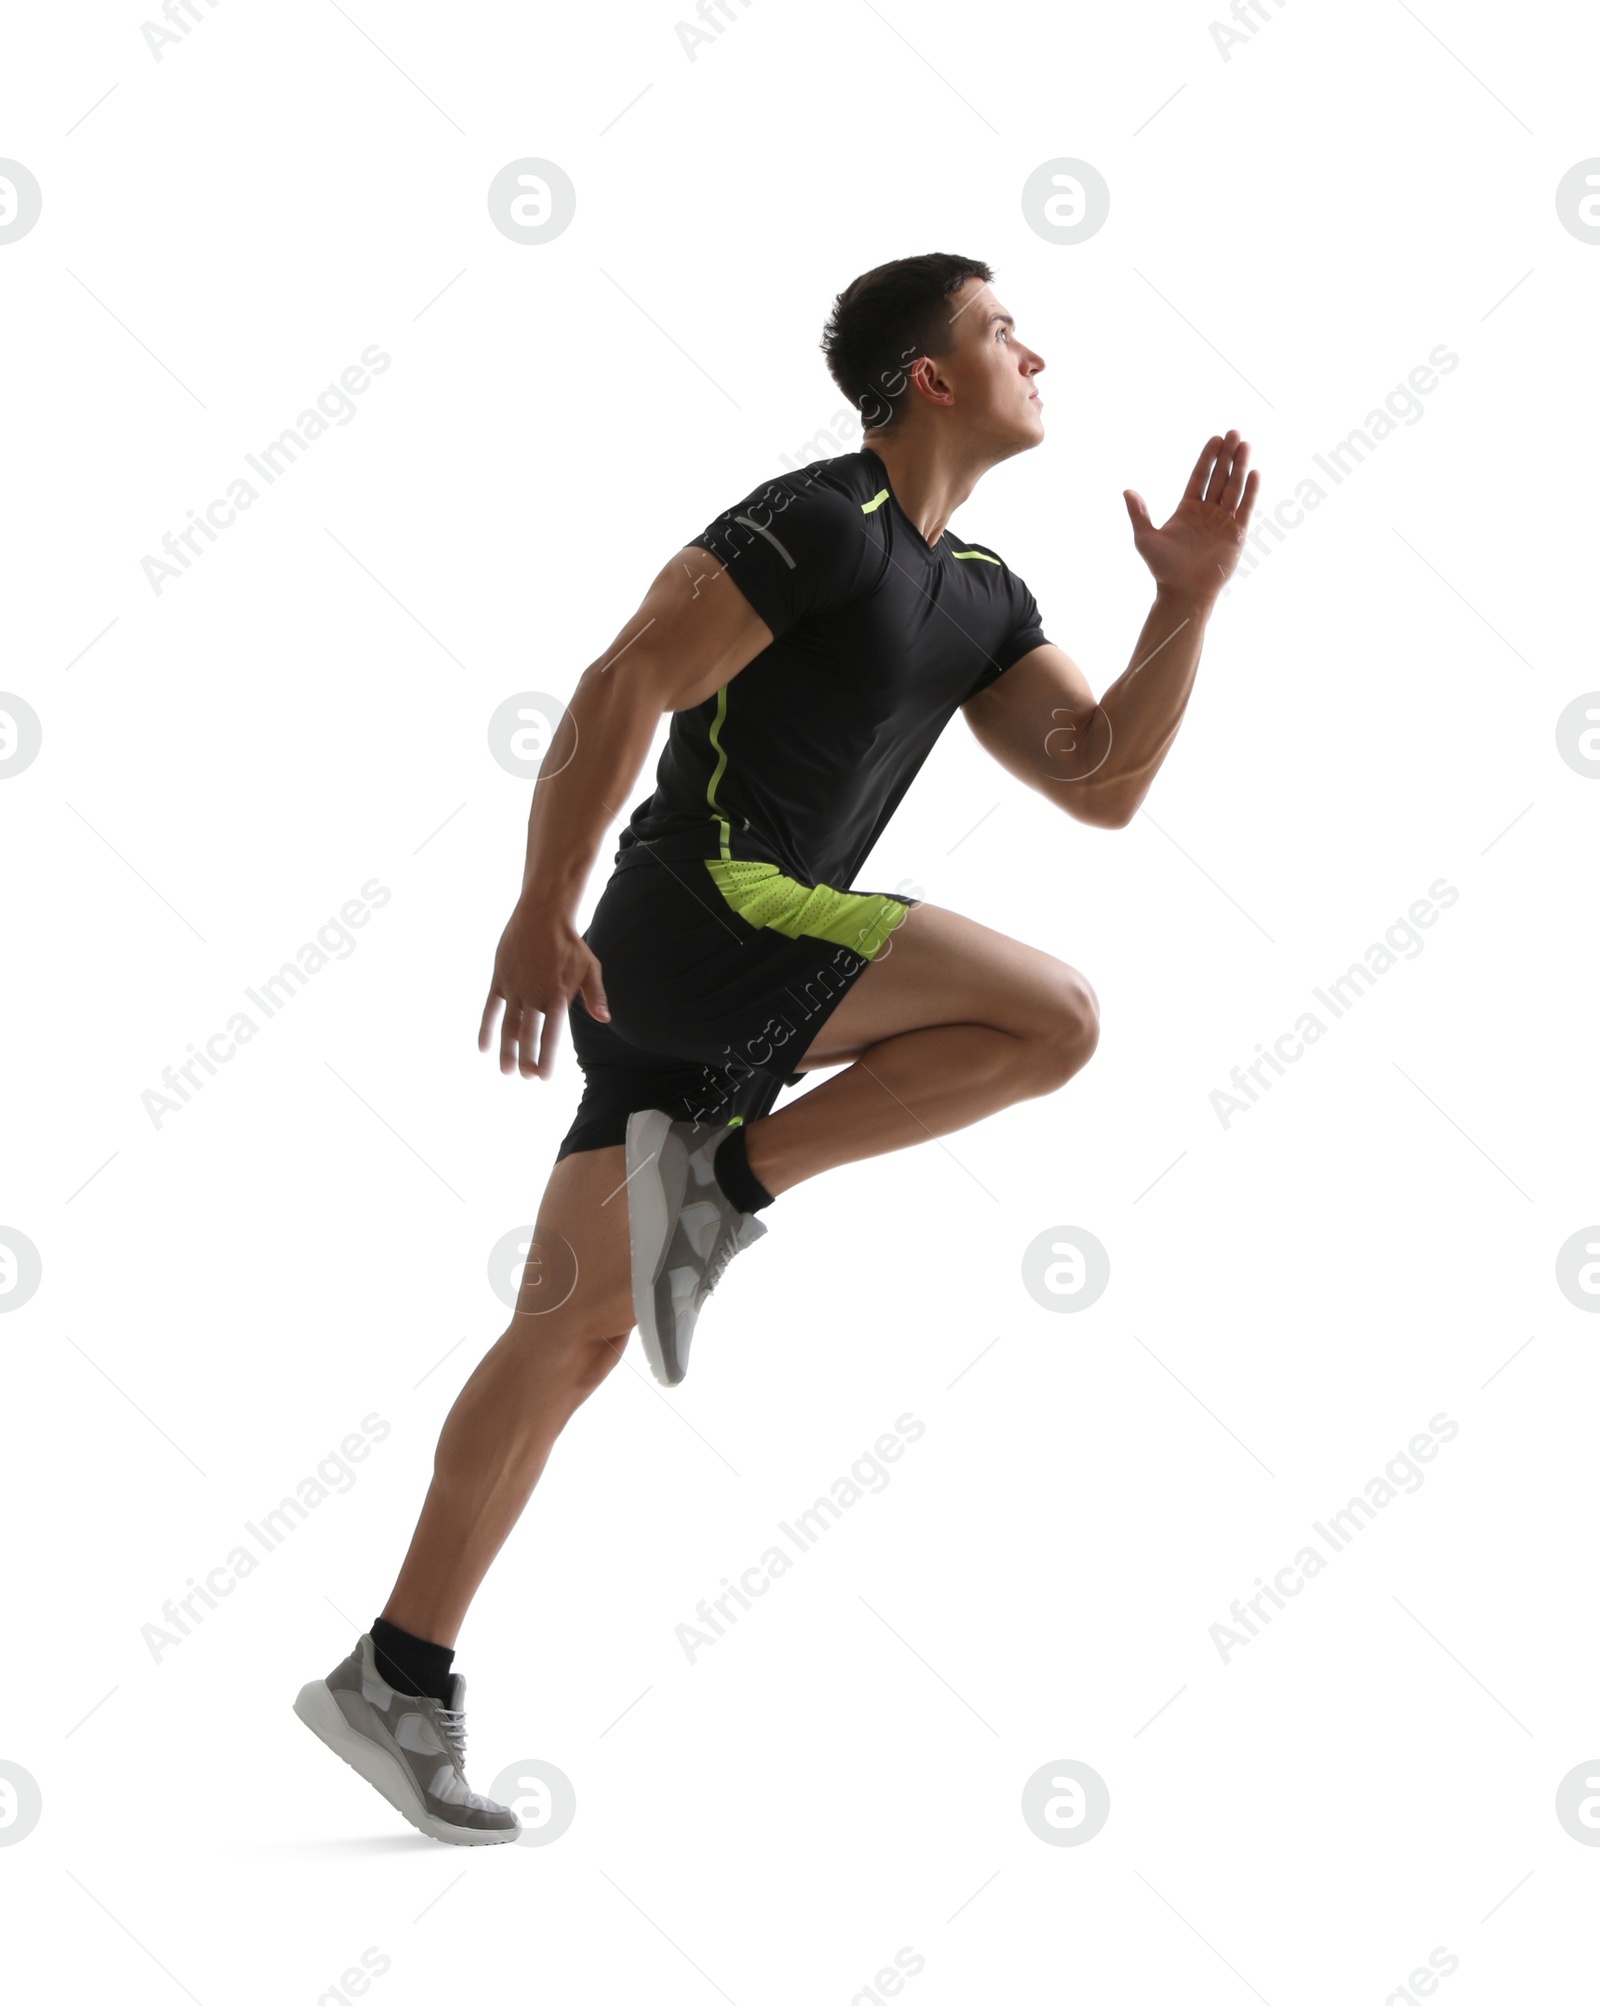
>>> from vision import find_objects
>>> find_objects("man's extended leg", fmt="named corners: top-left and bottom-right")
top-left (743, 901), bottom-right (1100, 1197)
top-left (378, 1143), bottom-right (635, 1647)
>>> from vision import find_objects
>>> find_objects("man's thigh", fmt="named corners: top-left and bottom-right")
top-left (507, 1142), bottom-right (636, 1336)
top-left (792, 903), bottom-right (1098, 1071)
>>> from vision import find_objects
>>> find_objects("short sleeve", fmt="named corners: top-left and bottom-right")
top-left (968, 568), bottom-right (1050, 698)
top-left (687, 468), bottom-right (888, 641)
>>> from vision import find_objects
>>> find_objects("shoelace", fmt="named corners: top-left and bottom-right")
top-left (435, 1706), bottom-right (468, 1764)
top-left (435, 1709), bottom-right (500, 1812)
top-left (700, 1233), bottom-right (741, 1299)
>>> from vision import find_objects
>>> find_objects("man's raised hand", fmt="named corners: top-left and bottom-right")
top-left (1123, 429), bottom-right (1261, 604)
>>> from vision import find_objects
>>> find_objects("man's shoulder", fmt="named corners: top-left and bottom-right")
top-left (721, 448), bottom-right (884, 520)
top-left (946, 532), bottom-right (1011, 569)
top-left (686, 448), bottom-right (890, 626)
top-left (692, 450), bottom-right (890, 572)
top-left (947, 534), bottom-right (1043, 619)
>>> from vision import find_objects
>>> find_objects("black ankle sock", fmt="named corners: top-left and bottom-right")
top-left (712, 1121), bottom-right (775, 1214)
top-left (370, 1616), bottom-right (456, 1703)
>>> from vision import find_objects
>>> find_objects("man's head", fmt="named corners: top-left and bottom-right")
top-left (820, 252), bottom-right (1045, 458)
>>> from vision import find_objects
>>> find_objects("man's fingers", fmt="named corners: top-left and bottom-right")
top-left (484, 985), bottom-right (576, 1077)
top-left (1236, 466), bottom-right (1262, 528)
top-left (1182, 434), bottom-right (1223, 504)
top-left (580, 951), bottom-right (611, 1023)
top-left (1203, 430), bottom-right (1241, 504)
top-left (1123, 489), bottom-right (1153, 533)
top-left (499, 1001), bottom-right (525, 1076)
top-left (1220, 437), bottom-right (1252, 511)
top-left (477, 987), bottom-right (504, 1053)
top-left (517, 1002), bottom-right (548, 1079)
top-left (534, 1004), bottom-right (565, 1080)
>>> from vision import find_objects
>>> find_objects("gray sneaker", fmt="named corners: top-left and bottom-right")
top-left (625, 1109), bottom-right (768, 1387)
top-left (293, 1633), bottom-right (520, 1845)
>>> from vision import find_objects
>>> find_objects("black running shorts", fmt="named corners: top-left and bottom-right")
top-left (554, 850), bottom-right (917, 1160)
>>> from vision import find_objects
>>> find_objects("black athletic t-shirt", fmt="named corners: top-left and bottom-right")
top-left (614, 445), bottom-right (1049, 890)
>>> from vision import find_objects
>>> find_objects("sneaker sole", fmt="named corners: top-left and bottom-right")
top-left (625, 1108), bottom-right (683, 1388)
top-left (292, 1678), bottom-right (520, 1847)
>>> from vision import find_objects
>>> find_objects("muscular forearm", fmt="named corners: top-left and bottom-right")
top-left (517, 657), bottom-right (666, 917)
top-left (1080, 586), bottom-right (1213, 825)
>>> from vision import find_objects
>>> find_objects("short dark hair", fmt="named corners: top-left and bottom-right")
top-left (820, 252), bottom-right (994, 432)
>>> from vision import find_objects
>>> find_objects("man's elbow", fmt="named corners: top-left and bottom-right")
top-left (576, 646), bottom-right (675, 718)
top-left (1071, 784), bottom-right (1139, 830)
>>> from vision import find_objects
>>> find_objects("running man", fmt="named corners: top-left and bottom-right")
top-left (294, 252), bottom-right (1260, 1842)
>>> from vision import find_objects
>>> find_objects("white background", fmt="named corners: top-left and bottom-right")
top-left (3, 0), bottom-right (1598, 1999)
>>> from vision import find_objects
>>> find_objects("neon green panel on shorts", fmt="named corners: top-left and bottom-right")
top-left (704, 859), bottom-right (908, 959)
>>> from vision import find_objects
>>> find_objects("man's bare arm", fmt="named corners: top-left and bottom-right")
top-left (478, 546), bottom-right (773, 1080)
top-left (962, 430), bottom-right (1260, 828)
top-left (961, 592), bottom-right (1209, 828)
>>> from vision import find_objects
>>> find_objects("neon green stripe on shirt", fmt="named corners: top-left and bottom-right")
top-left (705, 684), bottom-right (733, 860)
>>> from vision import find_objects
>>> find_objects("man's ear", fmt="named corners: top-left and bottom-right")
top-left (909, 353), bottom-right (955, 411)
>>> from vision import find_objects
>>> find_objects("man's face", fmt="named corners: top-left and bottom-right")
top-left (918, 277), bottom-right (1045, 454)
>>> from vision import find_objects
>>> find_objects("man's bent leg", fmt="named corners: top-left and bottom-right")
top-left (744, 904), bottom-right (1099, 1198)
top-left (379, 1144), bottom-right (636, 1647)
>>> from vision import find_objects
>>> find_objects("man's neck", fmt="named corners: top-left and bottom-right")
top-left (862, 426), bottom-right (996, 546)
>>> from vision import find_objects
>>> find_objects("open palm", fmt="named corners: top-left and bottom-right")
top-left (1124, 429), bottom-right (1261, 602)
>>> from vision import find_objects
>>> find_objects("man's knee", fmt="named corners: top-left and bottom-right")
top-left (1026, 967), bottom-right (1100, 1089)
top-left (503, 1206), bottom-right (633, 1385)
top-left (506, 1297), bottom-right (633, 1389)
top-left (563, 1321), bottom-right (631, 1394)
